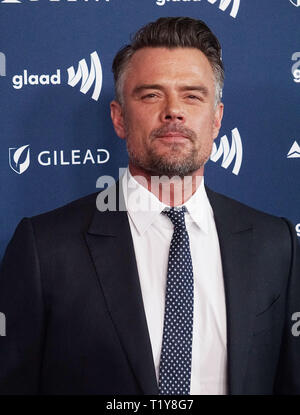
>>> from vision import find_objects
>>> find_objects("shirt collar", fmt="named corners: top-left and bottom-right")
top-left (121, 167), bottom-right (213, 236)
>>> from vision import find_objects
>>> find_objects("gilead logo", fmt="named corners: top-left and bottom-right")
top-left (9, 144), bottom-right (30, 174)
top-left (292, 52), bottom-right (300, 83)
top-left (37, 149), bottom-right (109, 166)
top-left (9, 145), bottom-right (110, 174)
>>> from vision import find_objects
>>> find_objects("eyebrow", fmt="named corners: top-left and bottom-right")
top-left (180, 85), bottom-right (209, 96)
top-left (132, 84), bottom-right (209, 96)
top-left (132, 84), bottom-right (163, 95)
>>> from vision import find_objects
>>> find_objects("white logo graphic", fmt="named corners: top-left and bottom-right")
top-left (0, 52), bottom-right (6, 76)
top-left (291, 312), bottom-right (300, 337)
top-left (0, 313), bottom-right (5, 337)
top-left (296, 224), bottom-right (300, 237)
top-left (292, 52), bottom-right (300, 83)
top-left (210, 127), bottom-right (243, 175)
top-left (12, 70), bottom-right (61, 89)
top-left (9, 145), bottom-right (30, 174)
top-left (37, 148), bottom-right (109, 166)
top-left (9, 145), bottom-right (110, 173)
top-left (207, 0), bottom-right (240, 18)
top-left (1, 0), bottom-right (21, 2)
top-left (287, 141), bottom-right (300, 158)
top-left (11, 51), bottom-right (102, 101)
top-left (290, 0), bottom-right (300, 7)
top-left (156, 0), bottom-right (240, 18)
top-left (67, 51), bottom-right (102, 101)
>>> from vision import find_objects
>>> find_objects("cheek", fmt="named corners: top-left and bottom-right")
top-left (190, 118), bottom-right (213, 139)
top-left (125, 106), bottom-right (145, 126)
top-left (196, 112), bottom-right (215, 133)
top-left (127, 114), bottom-right (156, 140)
top-left (124, 118), bottom-right (149, 152)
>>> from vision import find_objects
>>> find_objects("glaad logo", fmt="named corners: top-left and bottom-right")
top-left (9, 144), bottom-right (30, 174)
top-left (0, 52), bottom-right (6, 76)
top-left (290, 0), bottom-right (300, 7)
top-left (291, 312), bottom-right (300, 337)
top-left (11, 51), bottom-right (102, 101)
top-left (210, 127), bottom-right (243, 175)
top-left (207, 0), bottom-right (240, 18)
top-left (292, 52), bottom-right (300, 83)
top-left (156, 0), bottom-right (240, 19)
top-left (0, 313), bottom-right (6, 337)
top-left (287, 141), bottom-right (300, 158)
top-left (12, 70), bottom-right (60, 89)
top-left (296, 224), bottom-right (300, 237)
top-left (9, 145), bottom-right (110, 174)
top-left (67, 51), bottom-right (102, 101)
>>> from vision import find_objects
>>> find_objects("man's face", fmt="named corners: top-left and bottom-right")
top-left (111, 47), bottom-right (223, 177)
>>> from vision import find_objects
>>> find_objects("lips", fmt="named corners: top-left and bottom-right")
top-left (157, 132), bottom-right (189, 138)
top-left (156, 133), bottom-right (190, 143)
top-left (151, 123), bottom-right (195, 142)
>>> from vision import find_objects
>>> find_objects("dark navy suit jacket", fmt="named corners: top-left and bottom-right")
top-left (0, 185), bottom-right (300, 394)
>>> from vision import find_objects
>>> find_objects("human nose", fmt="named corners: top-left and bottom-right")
top-left (160, 95), bottom-right (186, 123)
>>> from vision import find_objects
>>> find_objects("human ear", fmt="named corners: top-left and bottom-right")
top-left (110, 100), bottom-right (126, 139)
top-left (212, 102), bottom-right (224, 139)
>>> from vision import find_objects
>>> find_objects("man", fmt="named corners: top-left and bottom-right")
top-left (0, 17), bottom-right (299, 395)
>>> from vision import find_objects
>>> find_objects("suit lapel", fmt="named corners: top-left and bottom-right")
top-left (85, 182), bottom-right (158, 394)
top-left (84, 181), bottom-right (256, 395)
top-left (206, 187), bottom-right (257, 394)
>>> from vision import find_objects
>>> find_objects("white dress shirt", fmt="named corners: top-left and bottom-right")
top-left (121, 168), bottom-right (227, 395)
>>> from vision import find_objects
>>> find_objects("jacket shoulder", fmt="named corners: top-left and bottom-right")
top-left (205, 186), bottom-right (293, 238)
top-left (30, 191), bottom-right (99, 233)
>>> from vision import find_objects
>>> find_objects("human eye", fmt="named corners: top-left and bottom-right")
top-left (141, 92), bottom-right (159, 100)
top-left (186, 94), bottom-right (201, 101)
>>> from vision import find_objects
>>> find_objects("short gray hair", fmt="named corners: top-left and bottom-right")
top-left (112, 17), bottom-right (224, 107)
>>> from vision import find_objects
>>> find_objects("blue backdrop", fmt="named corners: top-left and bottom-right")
top-left (1, 0), bottom-right (299, 260)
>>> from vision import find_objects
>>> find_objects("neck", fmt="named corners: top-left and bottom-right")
top-left (128, 163), bottom-right (204, 207)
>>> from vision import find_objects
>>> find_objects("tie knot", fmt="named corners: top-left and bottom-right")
top-left (162, 206), bottom-right (187, 228)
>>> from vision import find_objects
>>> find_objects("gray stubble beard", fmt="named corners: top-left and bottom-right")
top-left (125, 121), bottom-right (211, 178)
top-left (127, 141), bottom-right (203, 178)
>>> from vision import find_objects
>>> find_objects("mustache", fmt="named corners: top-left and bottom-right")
top-left (150, 123), bottom-right (196, 141)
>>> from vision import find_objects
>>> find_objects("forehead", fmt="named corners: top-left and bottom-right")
top-left (123, 47), bottom-right (215, 91)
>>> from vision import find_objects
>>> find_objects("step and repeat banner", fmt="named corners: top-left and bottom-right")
top-left (0, 0), bottom-right (299, 260)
